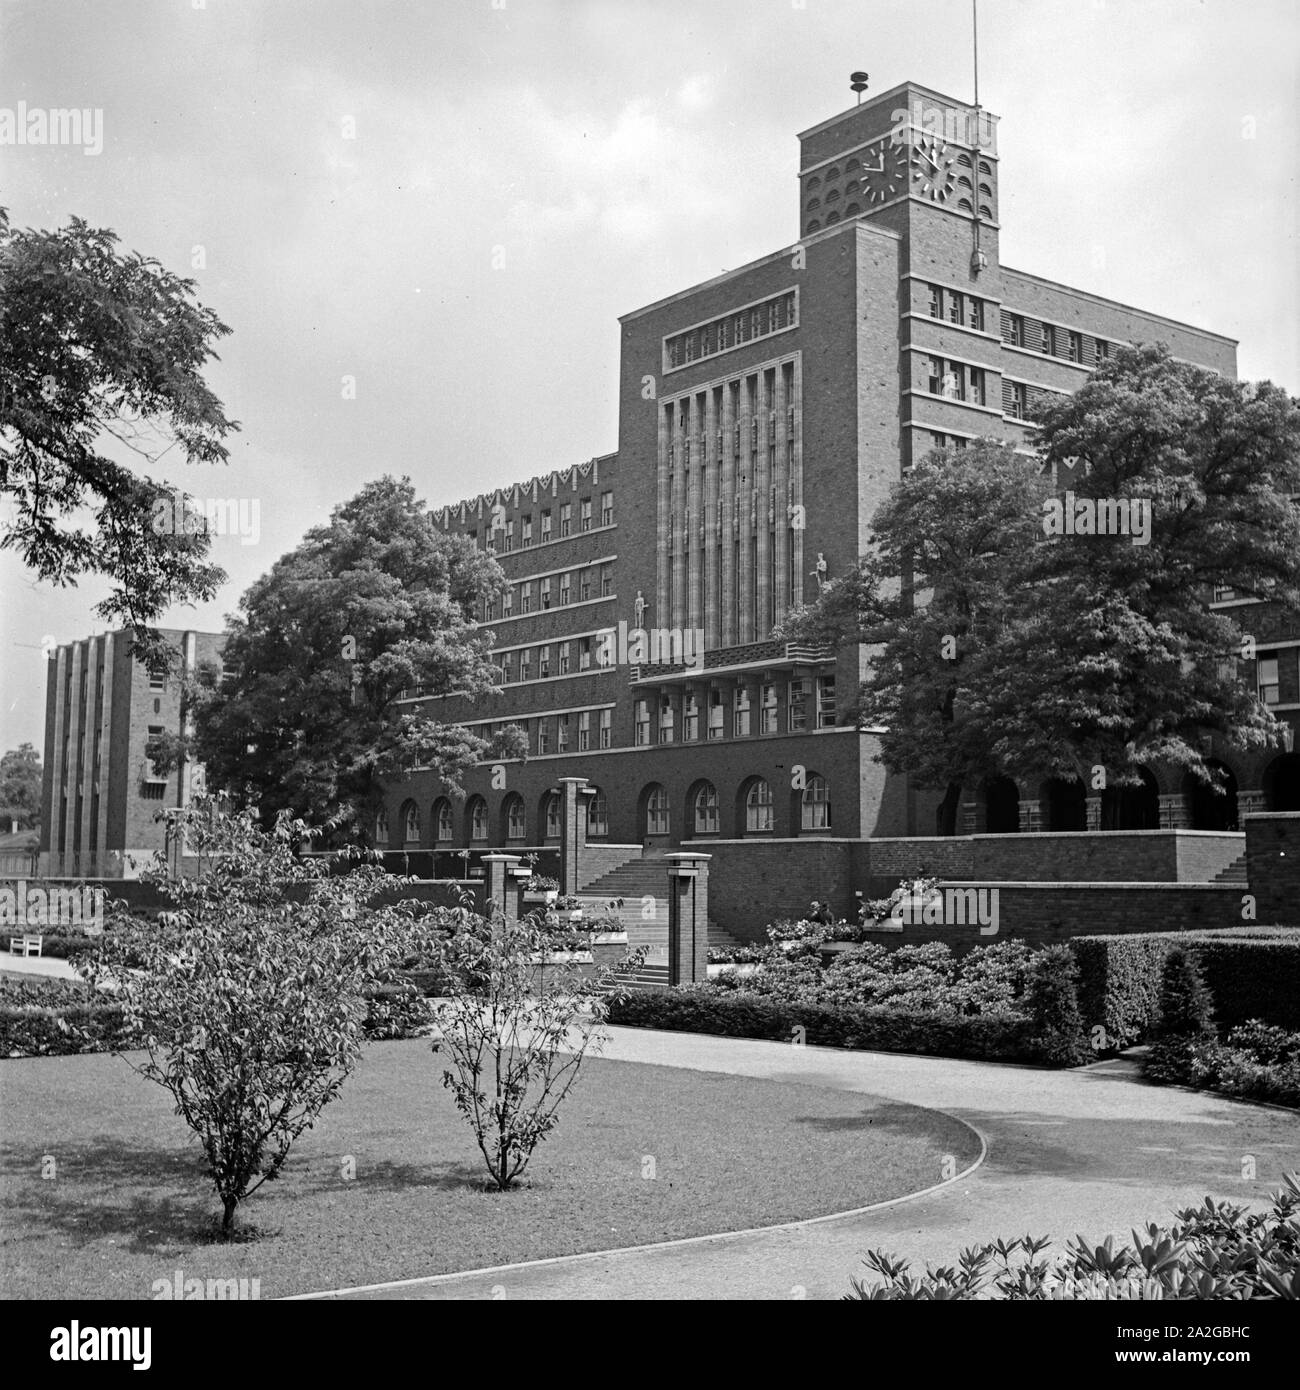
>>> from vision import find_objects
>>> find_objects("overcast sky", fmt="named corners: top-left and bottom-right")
top-left (2, 0), bottom-right (1297, 752)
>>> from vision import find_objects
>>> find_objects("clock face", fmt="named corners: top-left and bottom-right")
top-left (859, 139), bottom-right (909, 205)
top-left (910, 135), bottom-right (957, 202)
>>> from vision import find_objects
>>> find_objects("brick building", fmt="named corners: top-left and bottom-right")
top-left (38, 628), bottom-right (226, 878)
top-left (376, 79), bottom-right (1300, 864)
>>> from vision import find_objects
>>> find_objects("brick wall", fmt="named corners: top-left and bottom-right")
top-left (1245, 812), bottom-right (1300, 925)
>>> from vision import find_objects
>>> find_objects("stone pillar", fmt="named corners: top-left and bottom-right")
top-left (1238, 789), bottom-right (1267, 819)
top-left (482, 853), bottom-right (522, 923)
top-left (1244, 812), bottom-right (1300, 925)
top-left (1158, 793), bottom-right (1190, 829)
top-left (556, 776), bottom-right (589, 897)
top-left (1018, 798), bottom-right (1043, 833)
top-left (665, 852), bottom-right (711, 986)
top-left (960, 798), bottom-right (982, 835)
top-left (1085, 795), bottom-right (1103, 831)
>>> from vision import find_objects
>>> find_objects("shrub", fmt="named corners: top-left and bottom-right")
top-left (1071, 929), bottom-right (1300, 1051)
top-left (607, 988), bottom-right (1040, 1063)
top-left (846, 1173), bottom-right (1300, 1299)
top-left (363, 982), bottom-right (437, 1039)
top-left (0, 974), bottom-right (93, 1009)
top-left (948, 940), bottom-right (1035, 1018)
top-left (0, 1003), bottom-right (128, 1058)
top-left (1026, 945), bottom-right (1088, 1067)
top-left (1146, 947), bottom-right (1217, 1085)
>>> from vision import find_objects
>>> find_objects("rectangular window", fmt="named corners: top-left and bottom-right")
top-left (788, 678), bottom-right (810, 732)
top-left (760, 681), bottom-right (778, 734)
top-left (634, 699), bottom-right (650, 746)
top-left (504, 526), bottom-right (514, 553)
top-left (579, 637), bottom-right (592, 671)
top-left (1041, 323), bottom-right (1055, 355)
top-left (1211, 584), bottom-right (1236, 603)
top-left (148, 666), bottom-right (166, 692)
top-left (580, 498), bottom-right (592, 532)
top-left (141, 782), bottom-right (167, 801)
top-left (683, 690), bottom-right (700, 742)
top-left (707, 688), bottom-right (725, 740)
top-left (733, 685), bottom-right (751, 737)
top-left (578, 710), bottom-right (591, 751)
top-left (559, 572), bottom-right (571, 605)
top-left (1095, 338), bottom-right (1110, 366)
top-left (557, 714), bottom-right (569, 752)
top-left (658, 696), bottom-right (675, 744)
top-left (541, 576), bottom-right (552, 609)
top-left (522, 515), bottom-right (533, 547)
top-left (521, 582), bottom-right (533, 614)
top-left (537, 719), bottom-right (551, 755)
top-left (1004, 312), bottom-right (1024, 348)
top-left (1258, 655), bottom-right (1280, 705)
top-left (519, 649), bottom-right (532, 681)
top-left (598, 707), bottom-right (612, 748)
top-left (927, 356), bottom-right (942, 395)
top-left (503, 586), bottom-right (514, 616)
top-left (559, 641), bottom-right (571, 675)
top-left (1007, 382), bottom-right (1027, 420)
top-left (580, 570), bottom-right (592, 602)
top-left (969, 368), bottom-right (986, 407)
top-left (664, 290), bottom-right (795, 370)
top-left (928, 284), bottom-right (942, 319)
top-left (601, 491), bottom-right (613, 527)
top-left (947, 291), bottom-right (962, 325)
top-left (816, 674), bottom-right (836, 728)
top-left (541, 509), bottom-right (552, 542)
top-left (968, 299), bottom-right (985, 333)
top-left (1068, 331), bottom-right (1082, 363)
top-left (539, 645), bottom-right (551, 679)
top-left (600, 563), bottom-right (613, 597)
top-left (500, 652), bottom-right (514, 682)
top-left (559, 503), bottom-right (571, 537)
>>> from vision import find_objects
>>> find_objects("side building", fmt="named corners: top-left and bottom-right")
top-left (38, 628), bottom-right (226, 878)
top-left (380, 78), bottom-right (1300, 868)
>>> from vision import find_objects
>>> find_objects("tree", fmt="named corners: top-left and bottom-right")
top-left (435, 910), bottom-right (623, 1191)
top-left (782, 441), bottom-right (1050, 834)
top-left (190, 476), bottom-right (526, 839)
top-left (784, 347), bottom-right (1300, 830)
top-left (0, 743), bottom-right (42, 829)
top-left (86, 798), bottom-right (422, 1236)
top-left (0, 210), bottom-right (236, 668)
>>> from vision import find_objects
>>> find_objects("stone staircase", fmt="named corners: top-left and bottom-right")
top-left (576, 852), bottom-right (739, 989)
top-left (1211, 851), bottom-right (1249, 885)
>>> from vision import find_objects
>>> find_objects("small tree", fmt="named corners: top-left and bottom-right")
top-left (87, 798), bottom-right (420, 1236)
top-left (1146, 946), bottom-right (1217, 1086)
top-left (434, 910), bottom-right (636, 1191)
top-left (1026, 945), bottom-right (1088, 1066)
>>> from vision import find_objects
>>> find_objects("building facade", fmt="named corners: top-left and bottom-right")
top-left (382, 80), bottom-right (1299, 862)
top-left (38, 628), bottom-right (225, 878)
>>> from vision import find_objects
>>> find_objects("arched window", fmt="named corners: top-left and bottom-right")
top-left (824, 186), bottom-right (840, 203)
top-left (957, 152), bottom-right (973, 169)
top-left (978, 159), bottom-right (993, 177)
top-left (845, 202), bottom-right (861, 217)
top-left (745, 778), bottom-right (774, 833)
top-left (958, 198), bottom-right (973, 214)
top-left (825, 211), bottom-right (840, 224)
top-left (467, 795), bottom-right (488, 842)
top-left (805, 196), bottom-right (821, 212)
top-left (645, 784), bottom-right (670, 837)
top-left (692, 781), bottom-right (719, 835)
top-left (978, 181), bottom-right (993, 200)
top-left (826, 165), bottom-right (840, 180)
top-left (806, 174), bottom-right (821, 191)
top-left (401, 800), bottom-right (421, 846)
top-left (978, 204), bottom-right (992, 221)
top-left (433, 797), bottom-right (454, 843)
top-left (503, 793), bottom-right (526, 841)
top-left (544, 791), bottom-right (561, 840)
top-left (587, 786), bottom-right (609, 837)
top-left (374, 807), bottom-right (390, 846)
top-left (844, 178), bottom-right (860, 196)
top-left (844, 156), bottom-right (861, 173)
top-left (805, 219), bottom-right (821, 233)
top-left (800, 774), bottom-right (831, 832)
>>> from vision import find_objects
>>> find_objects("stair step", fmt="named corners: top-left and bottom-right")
top-left (1211, 851), bottom-right (1249, 884)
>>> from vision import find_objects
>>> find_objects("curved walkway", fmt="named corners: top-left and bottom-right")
top-left (306, 1027), bottom-right (1300, 1301)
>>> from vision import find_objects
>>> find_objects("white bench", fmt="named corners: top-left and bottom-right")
top-left (8, 934), bottom-right (43, 957)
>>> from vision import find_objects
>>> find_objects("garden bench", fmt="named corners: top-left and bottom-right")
top-left (8, 934), bottom-right (43, 957)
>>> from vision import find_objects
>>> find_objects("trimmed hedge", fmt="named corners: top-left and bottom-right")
top-left (607, 988), bottom-right (1040, 1063)
top-left (0, 1004), bottom-right (128, 1058)
top-left (1072, 928), bottom-right (1300, 1050)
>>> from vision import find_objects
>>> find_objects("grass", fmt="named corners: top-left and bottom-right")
top-left (0, 1039), bottom-right (978, 1299)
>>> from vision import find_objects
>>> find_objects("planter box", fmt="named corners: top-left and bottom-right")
top-left (707, 962), bottom-right (761, 978)
top-left (529, 951), bottom-right (593, 965)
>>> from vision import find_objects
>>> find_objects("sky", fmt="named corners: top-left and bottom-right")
top-left (1, 0), bottom-right (1297, 753)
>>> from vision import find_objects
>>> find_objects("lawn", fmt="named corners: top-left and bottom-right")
top-left (0, 1040), bottom-right (978, 1299)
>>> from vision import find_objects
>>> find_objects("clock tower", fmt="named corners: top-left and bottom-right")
top-left (797, 80), bottom-right (1000, 284)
